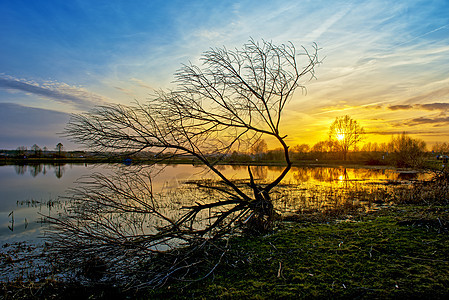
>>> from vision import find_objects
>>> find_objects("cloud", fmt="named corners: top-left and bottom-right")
top-left (405, 87), bottom-right (449, 105)
top-left (304, 5), bottom-right (351, 41)
top-left (388, 104), bottom-right (414, 110)
top-left (387, 102), bottom-right (449, 111)
top-left (397, 24), bottom-right (449, 47)
top-left (0, 75), bottom-right (109, 110)
top-left (194, 29), bottom-right (223, 40)
top-left (129, 78), bottom-right (154, 90)
top-left (420, 103), bottom-right (449, 111)
top-left (368, 130), bottom-right (446, 135)
top-left (113, 86), bottom-right (135, 97)
top-left (404, 116), bottom-right (449, 127)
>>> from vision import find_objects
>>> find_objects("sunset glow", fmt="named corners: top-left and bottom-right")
top-left (1, 0), bottom-right (448, 150)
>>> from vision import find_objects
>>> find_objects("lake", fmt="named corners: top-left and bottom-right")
top-left (0, 163), bottom-right (429, 244)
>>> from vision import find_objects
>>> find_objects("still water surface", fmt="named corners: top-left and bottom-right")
top-left (0, 163), bottom-right (428, 243)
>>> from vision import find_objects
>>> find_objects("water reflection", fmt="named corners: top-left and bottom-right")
top-left (13, 164), bottom-right (26, 175)
top-left (13, 164), bottom-right (66, 179)
top-left (30, 164), bottom-right (43, 177)
top-left (288, 166), bottom-right (427, 184)
top-left (54, 164), bottom-right (64, 179)
top-left (1, 163), bottom-right (432, 243)
top-left (44, 164), bottom-right (431, 261)
top-left (8, 163), bottom-right (427, 183)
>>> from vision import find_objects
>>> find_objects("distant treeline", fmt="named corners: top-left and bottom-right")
top-left (247, 134), bottom-right (448, 168)
top-left (1, 137), bottom-right (448, 168)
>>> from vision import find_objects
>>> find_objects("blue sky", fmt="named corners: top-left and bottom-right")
top-left (1, 0), bottom-right (449, 149)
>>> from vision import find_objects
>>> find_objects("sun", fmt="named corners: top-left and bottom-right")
top-left (336, 133), bottom-right (345, 141)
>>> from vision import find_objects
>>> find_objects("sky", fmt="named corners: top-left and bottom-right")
top-left (1, 0), bottom-right (449, 150)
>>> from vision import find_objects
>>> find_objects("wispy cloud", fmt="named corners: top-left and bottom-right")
top-left (0, 75), bottom-right (109, 110)
top-left (396, 24), bottom-right (449, 47)
top-left (113, 86), bottom-right (135, 97)
top-left (320, 101), bottom-right (449, 113)
top-left (420, 103), bottom-right (449, 111)
top-left (388, 104), bottom-right (413, 110)
top-left (405, 86), bottom-right (449, 105)
top-left (388, 102), bottom-right (449, 111)
top-left (368, 130), bottom-right (447, 136)
top-left (404, 116), bottom-right (449, 127)
top-left (304, 5), bottom-right (352, 41)
top-left (129, 78), bottom-right (154, 90)
top-left (1, 0), bottom-right (449, 147)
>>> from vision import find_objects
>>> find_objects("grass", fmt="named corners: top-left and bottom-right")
top-left (2, 205), bottom-right (448, 299)
top-left (144, 205), bottom-right (449, 299)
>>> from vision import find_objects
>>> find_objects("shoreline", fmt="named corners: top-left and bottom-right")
top-left (0, 157), bottom-right (415, 171)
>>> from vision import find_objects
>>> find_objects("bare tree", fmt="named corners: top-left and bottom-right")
top-left (292, 143), bottom-right (310, 153)
top-left (250, 139), bottom-right (268, 161)
top-left (50, 39), bottom-right (320, 285)
top-left (388, 132), bottom-right (426, 167)
top-left (16, 146), bottom-right (27, 158)
top-left (311, 140), bottom-right (334, 153)
top-left (329, 115), bottom-right (364, 161)
top-left (65, 39), bottom-right (319, 227)
top-left (250, 139), bottom-right (268, 154)
top-left (56, 142), bottom-right (64, 157)
top-left (432, 142), bottom-right (449, 155)
top-left (31, 144), bottom-right (42, 157)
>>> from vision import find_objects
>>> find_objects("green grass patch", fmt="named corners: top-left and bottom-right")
top-left (2, 205), bottom-right (448, 299)
top-left (147, 206), bottom-right (449, 299)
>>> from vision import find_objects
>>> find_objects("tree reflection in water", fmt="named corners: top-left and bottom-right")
top-left (13, 163), bottom-right (66, 179)
top-left (43, 164), bottom-right (427, 283)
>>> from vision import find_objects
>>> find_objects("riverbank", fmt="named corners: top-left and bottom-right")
top-left (2, 203), bottom-right (448, 299)
top-left (148, 205), bottom-right (449, 299)
top-left (0, 156), bottom-right (434, 171)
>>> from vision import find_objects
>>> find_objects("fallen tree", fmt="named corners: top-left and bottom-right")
top-left (46, 39), bottom-right (320, 287)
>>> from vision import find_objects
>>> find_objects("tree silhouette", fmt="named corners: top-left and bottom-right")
top-left (388, 132), bottom-right (426, 167)
top-left (250, 139), bottom-right (268, 161)
top-left (31, 144), bottom-right (42, 157)
top-left (50, 39), bottom-right (320, 285)
top-left (16, 146), bottom-right (27, 158)
top-left (56, 142), bottom-right (63, 157)
top-left (329, 115), bottom-right (364, 160)
top-left (292, 143), bottom-right (310, 153)
top-left (65, 39), bottom-right (319, 230)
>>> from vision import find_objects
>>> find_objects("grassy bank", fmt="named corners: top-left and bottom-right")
top-left (2, 204), bottom-right (448, 299)
top-left (1, 154), bottom-right (443, 169)
top-left (144, 205), bottom-right (449, 299)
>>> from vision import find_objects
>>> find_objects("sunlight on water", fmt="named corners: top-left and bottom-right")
top-left (0, 163), bottom-right (431, 243)
top-left (0, 163), bottom-right (434, 282)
